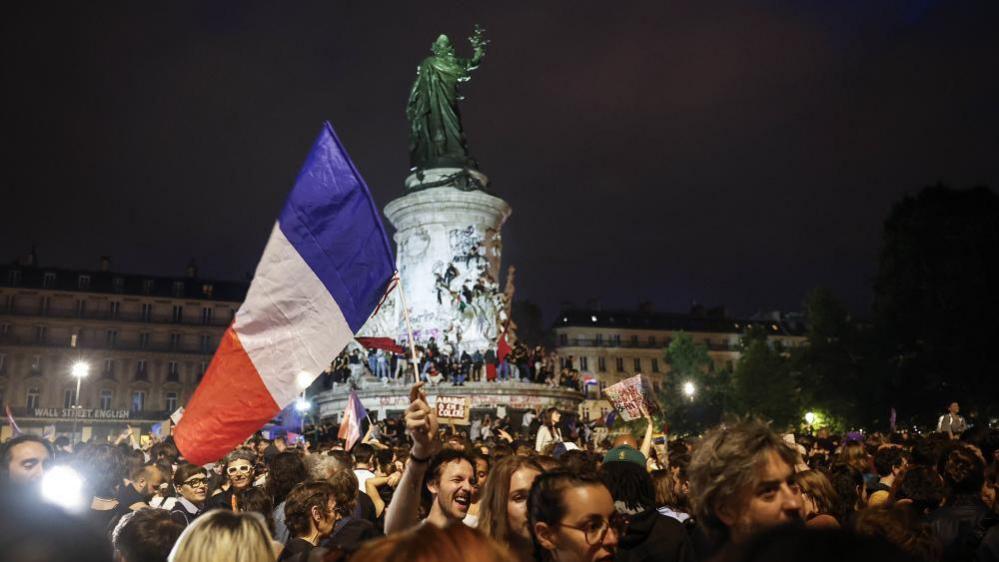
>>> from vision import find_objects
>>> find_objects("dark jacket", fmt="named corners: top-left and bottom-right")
top-left (928, 495), bottom-right (999, 562)
top-left (617, 509), bottom-right (695, 562)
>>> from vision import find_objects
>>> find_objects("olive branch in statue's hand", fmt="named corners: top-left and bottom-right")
top-left (470, 25), bottom-right (488, 51)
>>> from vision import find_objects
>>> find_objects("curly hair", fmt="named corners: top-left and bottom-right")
top-left (940, 445), bottom-right (985, 497)
top-left (793, 470), bottom-right (838, 516)
top-left (687, 419), bottom-right (797, 534)
top-left (265, 452), bottom-right (307, 506)
top-left (853, 505), bottom-right (941, 562)
top-left (283, 481), bottom-right (336, 538)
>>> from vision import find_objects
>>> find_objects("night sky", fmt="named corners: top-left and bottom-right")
top-left (3, 2), bottom-right (997, 321)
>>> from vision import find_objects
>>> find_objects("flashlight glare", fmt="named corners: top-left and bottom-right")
top-left (41, 465), bottom-right (85, 512)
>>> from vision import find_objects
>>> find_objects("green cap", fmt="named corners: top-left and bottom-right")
top-left (603, 445), bottom-right (646, 467)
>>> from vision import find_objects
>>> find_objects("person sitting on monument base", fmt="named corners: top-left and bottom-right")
top-left (384, 383), bottom-right (478, 534)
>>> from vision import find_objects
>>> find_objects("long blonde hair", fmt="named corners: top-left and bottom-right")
top-left (168, 510), bottom-right (275, 562)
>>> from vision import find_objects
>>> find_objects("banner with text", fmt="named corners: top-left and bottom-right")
top-left (603, 374), bottom-right (661, 421)
top-left (436, 396), bottom-right (471, 425)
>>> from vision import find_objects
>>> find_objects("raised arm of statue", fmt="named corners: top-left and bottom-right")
top-left (465, 25), bottom-right (488, 71)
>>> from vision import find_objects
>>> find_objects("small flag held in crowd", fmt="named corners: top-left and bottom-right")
top-left (338, 391), bottom-right (368, 451)
top-left (5, 405), bottom-right (22, 436)
top-left (174, 122), bottom-right (395, 465)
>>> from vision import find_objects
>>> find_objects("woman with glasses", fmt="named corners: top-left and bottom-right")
top-left (279, 481), bottom-right (340, 562)
top-left (170, 464), bottom-right (209, 526)
top-left (529, 470), bottom-right (621, 562)
top-left (208, 449), bottom-right (257, 511)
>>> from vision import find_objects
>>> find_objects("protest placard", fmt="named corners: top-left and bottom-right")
top-left (603, 374), bottom-right (661, 421)
top-left (436, 396), bottom-right (470, 424)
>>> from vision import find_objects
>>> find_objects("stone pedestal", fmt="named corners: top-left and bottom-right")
top-left (377, 168), bottom-right (511, 354)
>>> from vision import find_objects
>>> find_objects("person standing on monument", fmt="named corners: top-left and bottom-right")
top-left (937, 401), bottom-right (967, 440)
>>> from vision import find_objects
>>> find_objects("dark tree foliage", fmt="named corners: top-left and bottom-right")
top-left (873, 184), bottom-right (999, 423)
top-left (659, 331), bottom-right (728, 435)
top-left (731, 326), bottom-right (800, 431)
top-left (511, 300), bottom-right (548, 347)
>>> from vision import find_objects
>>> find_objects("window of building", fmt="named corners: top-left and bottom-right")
top-left (141, 303), bottom-right (153, 321)
top-left (142, 279), bottom-right (154, 294)
top-left (558, 333), bottom-right (568, 346)
top-left (172, 305), bottom-right (183, 323)
top-left (2, 295), bottom-right (13, 312)
top-left (630, 335), bottom-right (638, 346)
top-left (78, 275), bottom-right (91, 290)
top-left (103, 358), bottom-right (114, 376)
top-left (580, 356), bottom-right (589, 371)
top-left (172, 282), bottom-right (185, 297)
top-left (197, 361), bottom-right (207, 381)
top-left (167, 361), bottom-right (180, 382)
top-left (75, 299), bottom-right (87, 317)
top-left (202, 284), bottom-right (213, 297)
top-left (42, 273), bottom-right (56, 289)
top-left (165, 392), bottom-right (178, 412)
top-left (648, 335), bottom-right (656, 346)
top-left (109, 301), bottom-right (120, 318)
top-left (8, 270), bottom-right (22, 286)
top-left (597, 356), bottom-right (606, 372)
top-left (64, 388), bottom-right (75, 409)
top-left (31, 355), bottom-right (41, 372)
top-left (26, 387), bottom-right (39, 409)
top-left (39, 296), bottom-right (50, 315)
top-left (199, 334), bottom-right (211, 353)
top-left (169, 333), bottom-right (181, 350)
top-left (594, 334), bottom-right (603, 345)
top-left (100, 389), bottom-right (113, 410)
top-left (0, 389), bottom-right (4, 410)
top-left (135, 359), bottom-right (147, 380)
top-left (0, 323), bottom-right (9, 336)
top-left (0, 353), bottom-right (6, 373)
top-left (35, 326), bottom-right (47, 343)
top-left (139, 332), bottom-right (150, 349)
top-left (105, 330), bottom-right (118, 347)
top-left (112, 277), bottom-right (124, 292)
top-left (201, 307), bottom-right (213, 325)
top-left (615, 357), bottom-right (624, 372)
top-left (633, 358), bottom-right (642, 372)
top-left (611, 334), bottom-right (621, 346)
top-left (131, 391), bottom-right (145, 412)
top-left (652, 358), bottom-right (660, 372)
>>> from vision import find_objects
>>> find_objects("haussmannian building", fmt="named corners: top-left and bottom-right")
top-left (555, 307), bottom-right (807, 422)
top-left (0, 254), bottom-right (247, 441)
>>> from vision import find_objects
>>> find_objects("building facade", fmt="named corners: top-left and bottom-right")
top-left (554, 308), bottom-right (807, 408)
top-left (0, 256), bottom-right (247, 440)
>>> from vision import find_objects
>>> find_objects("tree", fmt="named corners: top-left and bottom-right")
top-left (659, 332), bottom-right (727, 435)
top-left (511, 300), bottom-right (547, 347)
top-left (731, 326), bottom-right (800, 430)
top-left (872, 185), bottom-right (999, 423)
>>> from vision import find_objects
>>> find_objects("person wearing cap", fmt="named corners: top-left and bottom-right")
top-left (600, 446), bottom-right (695, 562)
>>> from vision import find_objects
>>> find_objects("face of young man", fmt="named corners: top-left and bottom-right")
top-left (429, 459), bottom-right (475, 521)
top-left (6, 441), bottom-right (51, 485)
top-left (720, 449), bottom-right (803, 543)
top-left (135, 468), bottom-right (166, 499)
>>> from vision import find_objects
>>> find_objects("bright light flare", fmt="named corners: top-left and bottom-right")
top-left (41, 465), bottom-right (85, 512)
top-left (804, 412), bottom-right (816, 425)
top-left (682, 381), bottom-right (696, 398)
top-left (295, 371), bottom-right (313, 390)
top-left (71, 361), bottom-right (90, 378)
top-left (295, 398), bottom-right (311, 412)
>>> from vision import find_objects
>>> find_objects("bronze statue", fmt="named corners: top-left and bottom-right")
top-left (406, 26), bottom-right (487, 172)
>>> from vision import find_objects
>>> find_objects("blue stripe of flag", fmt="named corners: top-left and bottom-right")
top-left (277, 122), bottom-right (396, 333)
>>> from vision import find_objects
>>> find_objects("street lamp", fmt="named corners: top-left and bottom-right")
top-left (294, 372), bottom-right (313, 437)
top-left (70, 361), bottom-right (90, 444)
top-left (683, 381), bottom-right (696, 401)
top-left (804, 411), bottom-right (816, 425)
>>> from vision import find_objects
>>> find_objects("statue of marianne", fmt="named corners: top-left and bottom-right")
top-left (406, 26), bottom-right (487, 171)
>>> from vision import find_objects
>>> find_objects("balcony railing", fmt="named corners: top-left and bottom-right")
top-left (558, 338), bottom-right (740, 352)
top-left (0, 334), bottom-right (216, 356)
top-left (0, 306), bottom-right (232, 327)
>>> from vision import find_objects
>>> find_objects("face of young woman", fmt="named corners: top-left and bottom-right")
top-left (506, 467), bottom-right (541, 541)
top-left (541, 484), bottom-right (619, 562)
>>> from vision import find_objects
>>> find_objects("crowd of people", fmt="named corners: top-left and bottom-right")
top-left (1, 390), bottom-right (998, 562)
top-left (326, 342), bottom-right (585, 390)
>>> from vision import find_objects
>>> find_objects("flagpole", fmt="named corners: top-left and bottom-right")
top-left (395, 273), bottom-right (421, 384)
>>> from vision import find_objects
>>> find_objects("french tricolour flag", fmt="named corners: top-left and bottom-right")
top-left (174, 122), bottom-right (395, 465)
top-left (338, 390), bottom-right (367, 451)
